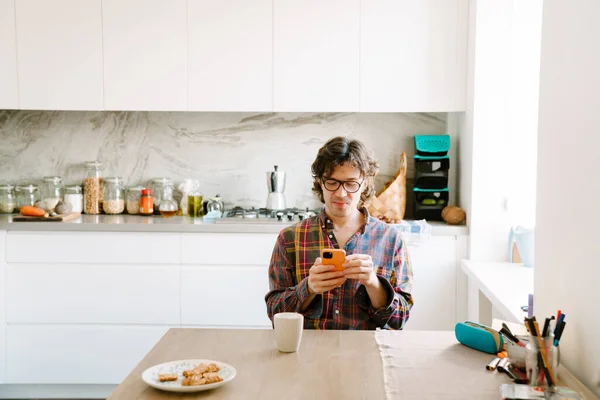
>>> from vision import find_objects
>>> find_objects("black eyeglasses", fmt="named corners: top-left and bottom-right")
top-left (321, 177), bottom-right (364, 193)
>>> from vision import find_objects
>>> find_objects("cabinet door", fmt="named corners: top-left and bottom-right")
top-left (403, 237), bottom-right (457, 331)
top-left (102, 0), bottom-right (187, 111)
top-left (188, 0), bottom-right (272, 111)
top-left (6, 325), bottom-right (169, 383)
top-left (273, 0), bottom-right (360, 112)
top-left (360, 0), bottom-right (468, 112)
top-left (0, 0), bottom-right (18, 109)
top-left (15, 0), bottom-right (103, 110)
top-left (181, 265), bottom-right (272, 328)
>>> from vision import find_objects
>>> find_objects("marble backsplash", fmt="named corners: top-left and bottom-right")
top-left (0, 111), bottom-right (450, 214)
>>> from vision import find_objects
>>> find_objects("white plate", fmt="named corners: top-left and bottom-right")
top-left (141, 359), bottom-right (236, 393)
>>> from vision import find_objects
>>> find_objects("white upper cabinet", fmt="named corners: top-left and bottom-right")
top-left (360, 0), bottom-right (468, 112)
top-left (102, 0), bottom-right (187, 111)
top-left (0, 0), bottom-right (18, 109)
top-left (15, 0), bottom-right (103, 110)
top-left (273, 0), bottom-right (360, 112)
top-left (188, 0), bottom-right (272, 112)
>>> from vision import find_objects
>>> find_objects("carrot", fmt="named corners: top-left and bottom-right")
top-left (20, 206), bottom-right (46, 217)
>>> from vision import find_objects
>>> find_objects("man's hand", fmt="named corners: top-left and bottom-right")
top-left (307, 257), bottom-right (347, 295)
top-left (342, 254), bottom-right (378, 287)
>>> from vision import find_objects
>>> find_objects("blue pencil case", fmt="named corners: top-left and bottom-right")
top-left (455, 321), bottom-right (504, 354)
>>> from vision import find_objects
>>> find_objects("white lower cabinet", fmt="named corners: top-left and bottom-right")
top-left (6, 325), bottom-right (170, 384)
top-left (182, 265), bottom-right (271, 327)
top-left (403, 237), bottom-right (458, 331)
top-left (6, 263), bottom-right (180, 324)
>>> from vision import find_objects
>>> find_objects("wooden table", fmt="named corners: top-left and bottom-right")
top-left (110, 328), bottom-right (595, 400)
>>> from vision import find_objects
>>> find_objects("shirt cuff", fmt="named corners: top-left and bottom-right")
top-left (295, 277), bottom-right (324, 319)
top-left (356, 275), bottom-right (395, 314)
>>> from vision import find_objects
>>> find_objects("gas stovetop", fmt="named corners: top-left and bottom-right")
top-left (216, 206), bottom-right (322, 224)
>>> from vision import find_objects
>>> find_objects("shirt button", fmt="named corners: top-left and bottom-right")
top-left (327, 219), bottom-right (331, 223)
top-left (335, 310), bottom-right (340, 314)
top-left (329, 234), bottom-right (333, 238)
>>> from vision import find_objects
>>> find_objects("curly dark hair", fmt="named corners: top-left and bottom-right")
top-left (311, 137), bottom-right (380, 206)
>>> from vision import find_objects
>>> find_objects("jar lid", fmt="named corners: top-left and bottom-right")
top-left (104, 177), bottom-right (124, 184)
top-left (142, 188), bottom-right (152, 195)
top-left (0, 183), bottom-right (15, 190)
top-left (16, 184), bottom-right (38, 192)
top-left (64, 184), bottom-right (82, 193)
top-left (126, 185), bottom-right (144, 192)
top-left (151, 177), bottom-right (173, 184)
top-left (85, 161), bottom-right (103, 168)
top-left (43, 176), bottom-right (62, 183)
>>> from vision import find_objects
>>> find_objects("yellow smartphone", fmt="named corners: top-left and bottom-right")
top-left (321, 248), bottom-right (346, 271)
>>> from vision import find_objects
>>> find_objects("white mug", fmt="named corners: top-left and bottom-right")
top-left (274, 312), bottom-right (304, 353)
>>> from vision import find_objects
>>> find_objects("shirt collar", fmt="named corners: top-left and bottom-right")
top-left (318, 206), bottom-right (372, 233)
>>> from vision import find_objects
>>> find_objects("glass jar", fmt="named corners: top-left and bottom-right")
top-left (0, 184), bottom-right (17, 214)
top-left (187, 190), bottom-right (204, 218)
top-left (103, 177), bottom-right (125, 214)
top-left (83, 161), bottom-right (103, 214)
top-left (150, 177), bottom-right (173, 215)
top-left (525, 337), bottom-right (560, 386)
top-left (64, 185), bottom-right (83, 213)
top-left (41, 176), bottom-right (63, 210)
top-left (178, 178), bottom-right (200, 216)
top-left (159, 185), bottom-right (178, 218)
top-left (139, 188), bottom-right (154, 216)
top-left (126, 186), bottom-right (143, 215)
top-left (16, 184), bottom-right (40, 210)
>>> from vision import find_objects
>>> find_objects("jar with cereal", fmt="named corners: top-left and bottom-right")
top-left (0, 184), bottom-right (17, 214)
top-left (103, 177), bottom-right (125, 215)
top-left (83, 161), bottom-right (103, 214)
top-left (16, 184), bottom-right (40, 211)
top-left (126, 186), bottom-right (143, 215)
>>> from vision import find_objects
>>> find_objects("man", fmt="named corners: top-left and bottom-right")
top-left (265, 136), bottom-right (413, 330)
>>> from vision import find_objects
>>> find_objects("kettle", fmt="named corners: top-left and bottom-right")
top-left (206, 195), bottom-right (224, 216)
top-left (508, 226), bottom-right (535, 268)
top-left (266, 165), bottom-right (286, 210)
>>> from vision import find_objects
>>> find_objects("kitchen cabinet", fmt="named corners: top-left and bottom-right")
top-left (15, 0), bottom-right (103, 110)
top-left (273, 0), bottom-right (360, 112)
top-left (188, 0), bottom-right (272, 111)
top-left (6, 325), bottom-right (170, 383)
top-left (403, 237), bottom-right (459, 331)
top-left (102, 0), bottom-right (187, 111)
top-left (181, 266), bottom-right (272, 327)
top-left (360, 0), bottom-right (468, 112)
top-left (0, 0), bottom-right (18, 109)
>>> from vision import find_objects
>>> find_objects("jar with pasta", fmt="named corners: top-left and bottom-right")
top-left (0, 184), bottom-right (17, 214)
top-left (126, 186), bottom-right (143, 215)
top-left (83, 161), bottom-right (103, 214)
top-left (103, 177), bottom-right (125, 215)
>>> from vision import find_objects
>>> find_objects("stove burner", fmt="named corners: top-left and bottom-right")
top-left (222, 206), bottom-right (320, 222)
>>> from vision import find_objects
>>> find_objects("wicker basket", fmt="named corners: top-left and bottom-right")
top-left (367, 152), bottom-right (407, 223)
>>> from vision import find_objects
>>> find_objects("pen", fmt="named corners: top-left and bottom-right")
top-left (554, 313), bottom-right (566, 336)
top-left (542, 316), bottom-right (554, 337)
top-left (500, 327), bottom-right (526, 347)
top-left (554, 321), bottom-right (566, 346)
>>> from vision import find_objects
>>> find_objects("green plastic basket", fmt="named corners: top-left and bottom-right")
top-left (414, 135), bottom-right (450, 156)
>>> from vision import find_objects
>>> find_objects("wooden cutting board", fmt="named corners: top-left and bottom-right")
top-left (12, 212), bottom-right (82, 222)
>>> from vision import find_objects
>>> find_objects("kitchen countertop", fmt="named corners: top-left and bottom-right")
top-left (0, 214), bottom-right (468, 236)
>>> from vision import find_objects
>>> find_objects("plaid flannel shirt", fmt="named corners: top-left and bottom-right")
top-left (265, 208), bottom-right (413, 330)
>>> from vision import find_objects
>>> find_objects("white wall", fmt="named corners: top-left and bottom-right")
top-left (536, 1), bottom-right (600, 395)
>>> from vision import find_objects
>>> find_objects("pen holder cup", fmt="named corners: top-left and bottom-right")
top-left (506, 335), bottom-right (529, 369)
top-left (525, 337), bottom-right (560, 387)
